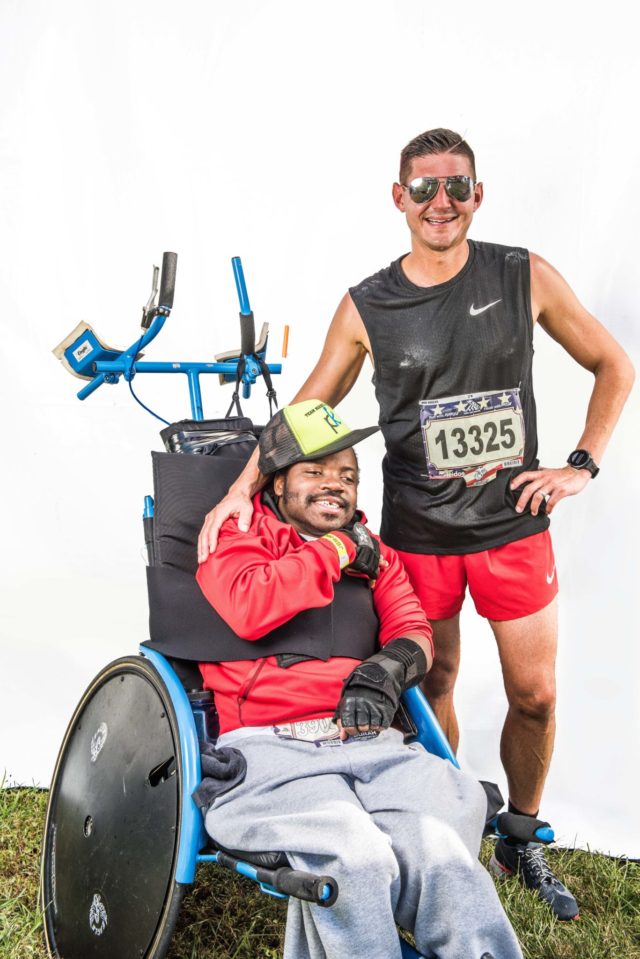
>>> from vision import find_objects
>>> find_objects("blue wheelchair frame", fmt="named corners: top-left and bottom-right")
top-left (51, 252), bottom-right (475, 959)
top-left (140, 647), bottom-right (453, 958)
top-left (63, 254), bottom-right (282, 415)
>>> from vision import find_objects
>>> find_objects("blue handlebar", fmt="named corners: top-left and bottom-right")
top-left (63, 253), bottom-right (281, 420)
top-left (535, 826), bottom-right (555, 843)
top-left (232, 257), bottom-right (252, 315)
top-left (77, 373), bottom-right (107, 400)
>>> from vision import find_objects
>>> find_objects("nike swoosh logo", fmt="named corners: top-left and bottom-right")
top-left (469, 299), bottom-right (502, 316)
top-left (546, 567), bottom-right (556, 585)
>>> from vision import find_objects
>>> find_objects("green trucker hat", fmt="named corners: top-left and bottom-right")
top-left (258, 399), bottom-right (379, 475)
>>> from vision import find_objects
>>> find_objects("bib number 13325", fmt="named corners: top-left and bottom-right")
top-left (419, 387), bottom-right (525, 487)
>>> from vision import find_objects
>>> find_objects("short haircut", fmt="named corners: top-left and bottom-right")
top-left (399, 128), bottom-right (476, 183)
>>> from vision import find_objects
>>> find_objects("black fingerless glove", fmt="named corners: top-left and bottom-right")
top-left (334, 637), bottom-right (428, 731)
top-left (337, 522), bottom-right (380, 579)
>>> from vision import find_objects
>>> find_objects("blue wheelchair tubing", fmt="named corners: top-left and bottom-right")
top-left (140, 650), bottom-right (457, 890)
top-left (140, 647), bottom-right (342, 904)
top-left (140, 646), bottom-right (206, 885)
top-left (73, 256), bottom-right (281, 416)
top-left (401, 685), bottom-right (459, 767)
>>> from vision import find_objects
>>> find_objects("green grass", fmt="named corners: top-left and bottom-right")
top-left (2, 788), bottom-right (639, 958)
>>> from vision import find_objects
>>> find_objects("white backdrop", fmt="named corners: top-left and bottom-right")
top-left (1, 0), bottom-right (638, 857)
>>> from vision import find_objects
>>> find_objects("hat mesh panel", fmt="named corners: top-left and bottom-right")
top-left (259, 417), bottom-right (302, 472)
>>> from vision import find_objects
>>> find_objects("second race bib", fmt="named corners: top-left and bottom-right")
top-left (419, 387), bottom-right (525, 487)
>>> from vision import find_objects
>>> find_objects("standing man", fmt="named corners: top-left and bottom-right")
top-left (198, 129), bottom-right (634, 919)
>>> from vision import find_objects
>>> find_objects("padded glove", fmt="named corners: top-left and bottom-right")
top-left (334, 637), bottom-right (428, 731)
top-left (336, 522), bottom-right (381, 579)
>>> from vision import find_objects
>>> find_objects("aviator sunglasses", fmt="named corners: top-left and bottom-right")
top-left (403, 175), bottom-right (476, 204)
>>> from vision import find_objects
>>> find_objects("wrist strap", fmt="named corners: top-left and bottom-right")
top-left (374, 638), bottom-right (427, 689)
top-left (322, 532), bottom-right (351, 569)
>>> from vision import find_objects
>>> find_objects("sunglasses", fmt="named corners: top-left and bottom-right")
top-left (403, 175), bottom-right (476, 204)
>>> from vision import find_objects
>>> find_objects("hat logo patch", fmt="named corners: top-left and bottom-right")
top-left (322, 406), bottom-right (342, 434)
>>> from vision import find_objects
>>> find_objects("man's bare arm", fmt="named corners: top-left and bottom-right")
top-left (197, 294), bottom-right (370, 558)
top-left (290, 292), bottom-right (371, 405)
top-left (512, 253), bottom-right (635, 515)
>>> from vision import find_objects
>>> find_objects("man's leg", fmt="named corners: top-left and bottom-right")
top-left (490, 598), bottom-right (557, 814)
top-left (490, 604), bottom-right (578, 920)
top-left (204, 733), bottom-right (406, 959)
top-left (353, 730), bottom-right (523, 959)
top-left (467, 534), bottom-right (578, 920)
top-left (421, 615), bottom-right (462, 751)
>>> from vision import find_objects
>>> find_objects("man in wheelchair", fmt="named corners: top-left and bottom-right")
top-left (195, 399), bottom-right (523, 959)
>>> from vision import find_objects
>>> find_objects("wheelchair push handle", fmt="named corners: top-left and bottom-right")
top-left (232, 256), bottom-right (256, 356)
top-left (159, 251), bottom-right (178, 311)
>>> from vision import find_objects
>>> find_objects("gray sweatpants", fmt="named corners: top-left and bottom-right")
top-left (204, 727), bottom-right (522, 959)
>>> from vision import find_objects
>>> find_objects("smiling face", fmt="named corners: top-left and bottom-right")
top-left (273, 448), bottom-right (358, 537)
top-left (392, 152), bottom-right (483, 255)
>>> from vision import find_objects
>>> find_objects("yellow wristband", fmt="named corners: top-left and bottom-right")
top-left (322, 533), bottom-right (350, 570)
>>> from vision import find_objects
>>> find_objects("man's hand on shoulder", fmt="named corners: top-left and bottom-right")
top-left (197, 489), bottom-right (255, 562)
top-left (511, 465), bottom-right (591, 516)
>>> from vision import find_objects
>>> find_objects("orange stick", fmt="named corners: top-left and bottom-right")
top-left (282, 324), bottom-right (290, 358)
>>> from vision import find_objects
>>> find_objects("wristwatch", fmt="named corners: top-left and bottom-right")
top-left (567, 449), bottom-right (599, 478)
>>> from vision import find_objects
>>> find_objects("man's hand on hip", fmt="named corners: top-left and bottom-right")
top-left (511, 466), bottom-right (591, 516)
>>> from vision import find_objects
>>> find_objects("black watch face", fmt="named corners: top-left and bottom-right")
top-left (569, 450), bottom-right (590, 468)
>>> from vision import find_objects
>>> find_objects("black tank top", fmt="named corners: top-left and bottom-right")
top-left (349, 240), bottom-right (549, 554)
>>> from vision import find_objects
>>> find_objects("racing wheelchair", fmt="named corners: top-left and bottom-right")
top-left (41, 253), bottom-right (554, 959)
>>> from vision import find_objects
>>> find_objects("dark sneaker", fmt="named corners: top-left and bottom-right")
top-left (490, 839), bottom-right (579, 921)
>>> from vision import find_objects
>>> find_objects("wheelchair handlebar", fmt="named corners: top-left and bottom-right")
top-left (232, 256), bottom-right (251, 315)
top-left (215, 849), bottom-right (338, 907)
top-left (271, 866), bottom-right (339, 907)
top-left (159, 252), bottom-right (178, 310)
top-left (232, 256), bottom-right (256, 356)
top-left (239, 313), bottom-right (255, 356)
top-left (58, 252), bottom-right (281, 418)
top-left (491, 812), bottom-right (555, 845)
top-left (77, 372), bottom-right (107, 400)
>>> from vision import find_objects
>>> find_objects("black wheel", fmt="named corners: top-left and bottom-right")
top-left (41, 656), bottom-right (189, 958)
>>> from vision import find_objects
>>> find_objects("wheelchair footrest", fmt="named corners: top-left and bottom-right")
top-left (207, 848), bottom-right (339, 906)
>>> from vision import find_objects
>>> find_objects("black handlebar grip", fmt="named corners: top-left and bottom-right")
top-left (239, 311), bottom-right (256, 356)
top-left (159, 252), bottom-right (178, 310)
top-left (272, 867), bottom-right (339, 907)
top-left (495, 812), bottom-right (553, 845)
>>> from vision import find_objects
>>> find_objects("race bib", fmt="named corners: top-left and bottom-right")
top-left (419, 388), bottom-right (525, 487)
top-left (274, 718), bottom-right (341, 744)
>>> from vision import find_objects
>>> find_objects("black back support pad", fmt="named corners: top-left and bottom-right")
top-left (143, 438), bottom-right (380, 664)
top-left (143, 439), bottom-right (256, 661)
top-left (150, 442), bottom-right (257, 574)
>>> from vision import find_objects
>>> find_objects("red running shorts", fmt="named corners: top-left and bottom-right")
top-left (397, 530), bottom-right (558, 622)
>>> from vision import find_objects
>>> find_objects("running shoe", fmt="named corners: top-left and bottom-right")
top-left (490, 839), bottom-right (579, 921)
